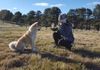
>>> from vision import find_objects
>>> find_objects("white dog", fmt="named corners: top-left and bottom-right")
top-left (9, 22), bottom-right (40, 52)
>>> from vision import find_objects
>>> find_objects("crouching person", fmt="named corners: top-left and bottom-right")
top-left (51, 14), bottom-right (74, 50)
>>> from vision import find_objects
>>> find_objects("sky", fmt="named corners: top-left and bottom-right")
top-left (0, 0), bottom-right (100, 14)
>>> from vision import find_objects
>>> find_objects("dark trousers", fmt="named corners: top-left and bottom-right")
top-left (53, 31), bottom-right (72, 50)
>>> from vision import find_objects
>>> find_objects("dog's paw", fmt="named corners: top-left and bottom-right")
top-left (32, 47), bottom-right (38, 52)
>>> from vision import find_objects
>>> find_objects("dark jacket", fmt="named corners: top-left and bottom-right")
top-left (58, 23), bottom-right (74, 43)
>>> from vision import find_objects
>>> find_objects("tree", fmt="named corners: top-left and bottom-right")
top-left (67, 9), bottom-right (78, 28)
top-left (93, 4), bottom-right (100, 19)
top-left (86, 8), bottom-right (92, 20)
top-left (76, 8), bottom-right (86, 20)
top-left (94, 22), bottom-right (100, 31)
top-left (26, 10), bottom-right (36, 25)
top-left (12, 11), bottom-right (22, 24)
top-left (44, 8), bottom-right (52, 27)
top-left (67, 9), bottom-right (77, 22)
top-left (0, 10), bottom-right (13, 21)
top-left (35, 10), bottom-right (42, 23)
top-left (43, 7), bottom-right (61, 27)
top-left (50, 7), bottom-right (61, 25)
top-left (40, 14), bottom-right (48, 27)
top-left (20, 14), bottom-right (27, 25)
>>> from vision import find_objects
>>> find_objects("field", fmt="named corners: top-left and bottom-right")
top-left (0, 21), bottom-right (100, 70)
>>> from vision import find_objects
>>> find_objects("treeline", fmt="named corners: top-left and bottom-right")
top-left (0, 7), bottom-right (61, 27)
top-left (67, 4), bottom-right (100, 31)
top-left (0, 4), bottom-right (100, 30)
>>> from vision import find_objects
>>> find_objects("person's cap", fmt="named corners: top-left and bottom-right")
top-left (58, 13), bottom-right (67, 21)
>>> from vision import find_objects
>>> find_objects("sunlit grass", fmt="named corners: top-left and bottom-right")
top-left (0, 22), bottom-right (100, 70)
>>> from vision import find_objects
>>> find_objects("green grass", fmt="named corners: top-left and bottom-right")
top-left (0, 22), bottom-right (100, 70)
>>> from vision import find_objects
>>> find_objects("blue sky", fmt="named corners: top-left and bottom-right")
top-left (0, 0), bottom-right (100, 14)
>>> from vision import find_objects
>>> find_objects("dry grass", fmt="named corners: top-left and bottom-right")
top-left (0, 22), bottom-right (100, 70)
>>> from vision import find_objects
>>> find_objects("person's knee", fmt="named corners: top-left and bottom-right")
top-left (53, 32), bottom-right (60, 40)
top-left (58, 38), bottom-right (66, 46)
top-left (58, 39), bottom-right (73, 47)
top-left (53, 32), bottom-right (58, 37)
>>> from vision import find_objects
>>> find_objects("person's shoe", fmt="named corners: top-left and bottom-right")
top-left (53, 45), bottom-right (57, 48)
top-left (65, 46), bottom-right (72, 51)
top-left (65, 45), bottom-right (72, 51)
top-left (68, 47), bottom-right (72, 51)
top-left (53, 44), bottom-right (61, 48)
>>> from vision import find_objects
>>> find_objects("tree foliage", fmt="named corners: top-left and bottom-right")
top-left (11, 11), bottom-right (22, 24)
top-left (0, 10), bottom-right (13, 21)
top-left (0, 5), bottom-right (100, 30)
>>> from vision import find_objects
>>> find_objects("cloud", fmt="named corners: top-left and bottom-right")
top-left (32, 3), bottom-right (64, 7)
top-left (13, 7), bottom-right (23, 11)
top-left (85, 1), bottom-right (100, 9)
top-left (50, 4), bottom-right (64, 7)
top-left (0, 8), bottom-right (11, 11)
top-left (8, 9), bottom-right (11, 10)
top-left (33, 3), bottom-right (49, 6)
top-left (86, 1), bottom-right (100, 6)
top-left (13, 7), bottom-right (17, 10)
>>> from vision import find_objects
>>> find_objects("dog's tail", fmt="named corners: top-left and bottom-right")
top-left (9, 41), bottom-right (17, 51)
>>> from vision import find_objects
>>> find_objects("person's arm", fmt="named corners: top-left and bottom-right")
top-left (60, 23), bottom-right (72, 38)
top-left (51, 23), bottom-right (59, 31)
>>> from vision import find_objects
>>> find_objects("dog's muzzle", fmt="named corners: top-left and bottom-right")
top-left (37, 26), bottom-right (41, 31)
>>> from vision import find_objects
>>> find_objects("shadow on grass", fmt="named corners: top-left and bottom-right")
top-left (84, 62), bottom-right (100, 70)
top-left (21, 49), bottom-right (78, 64)
top-left (40, 51), bottom-right (100, 70)
top-left (23, 49), bottom-right (33, 53)
top-left (19, 48), bottom-right (100, 70)
top-left (40, 52), bottom-right (78, 63)
top-left (72, 49), bottom-right (100, 58)
top-left (17, 49), bottom-right (38, 54)
top-left (72, 49), bottom-right (100, 70)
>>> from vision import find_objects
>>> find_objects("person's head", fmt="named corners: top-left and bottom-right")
top-left (58, 13), bottom-right (68, 24)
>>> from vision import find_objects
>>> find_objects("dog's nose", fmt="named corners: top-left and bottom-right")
top-left (37, 28), bottom-right (41, 31)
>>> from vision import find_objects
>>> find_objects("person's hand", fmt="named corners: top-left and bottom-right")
top-left (51, 23), bottom-right (58, 31)
top-left (51, 27), bottom-right (58, 31)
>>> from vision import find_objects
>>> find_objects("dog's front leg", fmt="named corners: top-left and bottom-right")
top-left (31, 42), bottom-right (37, 52)
top-left (32, 42), bottom-right (35, 51)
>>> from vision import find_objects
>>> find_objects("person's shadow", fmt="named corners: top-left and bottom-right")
top-left (23, 48), bottom-right (100, 61)
top-left (40, 52), bottom-right (77, 63)
top-left (71, 48), bottom-right (100, 69)
top-left (20, 48), bottom-right (100, 70)
top-left (72, 48), bottom-right (100, 58)
top-left (22, 49), bottom-right (77, 64)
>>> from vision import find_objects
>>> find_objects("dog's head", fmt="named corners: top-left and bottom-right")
top-left (30, 22), bottom-right (41, 31)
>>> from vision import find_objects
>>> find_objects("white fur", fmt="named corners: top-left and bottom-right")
top-left (9, 22), bottom-right (39, 52)
top-left (9, 41), bottom-right (17, 51)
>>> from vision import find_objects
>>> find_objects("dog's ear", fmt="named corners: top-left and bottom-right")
top-left (31, 22), bottom-right (38, 27)
top-left (34, 22), bottom-right (38, 25)
top-left (29, 22), bottom-right (38, 30)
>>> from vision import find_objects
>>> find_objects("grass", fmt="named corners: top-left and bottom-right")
top-left (0, 21), bottom-right (100, 70)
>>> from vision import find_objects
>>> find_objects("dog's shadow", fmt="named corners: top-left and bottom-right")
top-left (23, 49), bottom-right (33, 53)
top-left (21, 49), bottom-right (39, 54)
